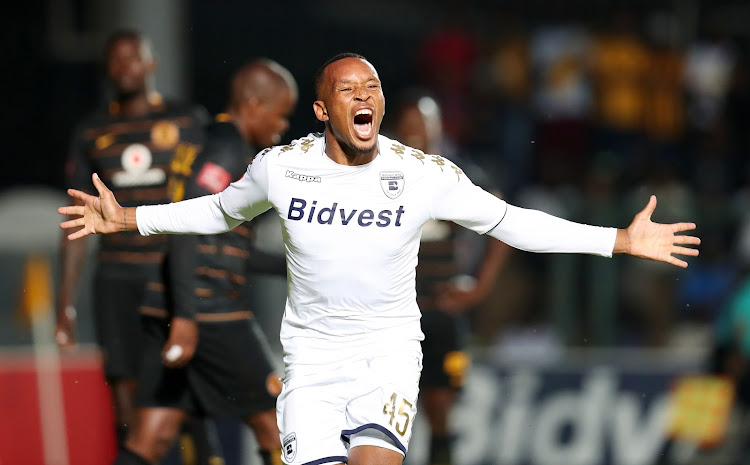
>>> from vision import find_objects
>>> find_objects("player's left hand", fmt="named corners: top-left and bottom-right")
top-left (58, 173), bottom-right (127, 240)
top-left (435, 276), bottom-right (479, 314)
top-left (616, 195), bottom-right (701, 268)
top-left (436, 288), bottom-right (476, 314)
top-left (162, 317), bottom-right (198, 368)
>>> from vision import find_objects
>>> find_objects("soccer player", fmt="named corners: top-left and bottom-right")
top-left (389, 90), bottom-right (510, 465)
top-left (59, 53), bottom-right (700, 465)
top-left (54, 30), bottom-right (219, 462)
top-left (112, 59), bottom-right (297, 465)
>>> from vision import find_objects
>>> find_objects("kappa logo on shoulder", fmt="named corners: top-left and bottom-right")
top-left (380, 171), bottom-right (405, 199)
top-left (286, 170), bottom-right (321, 183)
top-left (283, 432), bottom-right (297, 462)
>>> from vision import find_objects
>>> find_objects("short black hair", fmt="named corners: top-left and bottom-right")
top-left (313, 52), bottom-right (367, 99)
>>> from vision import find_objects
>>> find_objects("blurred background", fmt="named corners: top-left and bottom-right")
top-left (2, 0), bottom-right (750, 464)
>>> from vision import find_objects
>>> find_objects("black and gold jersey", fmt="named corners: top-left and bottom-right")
top-left (66, 99), bottom-right (208, 269)
top-left (140, 119), bottom-right (286, 321)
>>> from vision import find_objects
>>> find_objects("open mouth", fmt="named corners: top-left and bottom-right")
top-left (353, 108), bottom-right (374, 139)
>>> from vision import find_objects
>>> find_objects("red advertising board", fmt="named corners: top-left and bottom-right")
top-left (0, 349), bottom-right (117, 465)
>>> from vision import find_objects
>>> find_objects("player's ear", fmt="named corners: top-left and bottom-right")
top-left (313, 100), bottom-right (328, 122)
top-left (246, 96), bottom-right (263, 112)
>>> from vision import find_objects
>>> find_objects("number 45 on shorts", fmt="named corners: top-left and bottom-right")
top-left (383, 392), bottom-right (414, 436)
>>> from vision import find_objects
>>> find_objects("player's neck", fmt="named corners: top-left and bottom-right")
top-left (113, 91), bottom-right (153, 117)
top-left (226, 109), bottom-right (251, 143)
top-left (323, 131), bottom-right (377, 166)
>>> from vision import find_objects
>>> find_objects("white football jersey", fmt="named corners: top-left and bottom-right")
top-left (216, 133), bottom-right (508, 369)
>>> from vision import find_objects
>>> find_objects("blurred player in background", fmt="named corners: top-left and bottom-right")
top-left (60, 53), bottom-right (700, 465)
top-left (112, 59), bottom-right (298, 465)
top-left (54, 30), bottom-right (221, 464)
top-left (389, 91), bottom-right (510, 465)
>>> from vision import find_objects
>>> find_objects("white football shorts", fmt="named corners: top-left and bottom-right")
top-left (277, 345), bottom-right (423, 465)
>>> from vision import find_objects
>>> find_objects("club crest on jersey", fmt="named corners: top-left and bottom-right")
top-left (283, 433), bottom-right (297, 462)
top-left (380, 171), bottom-right (404, 199)
top-left (150, 120), bottom-right (180, 149)
top-left (112, 143), bottom-right (166, 187)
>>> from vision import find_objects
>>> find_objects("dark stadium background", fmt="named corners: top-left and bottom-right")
top-left (2, 1), bottom-right (750, 464)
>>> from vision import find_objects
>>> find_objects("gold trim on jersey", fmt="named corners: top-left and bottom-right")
top-left (195, 266), bottom-right (246, 285)
top-left (195, 311), bottom-right (253, 322)
top-left (139, 306), bottom-right (169, 318)
top-left (222, 246), bottom-right (250, 259)
top-left (98, 251), bottom-right (164, 264)
top-left (83, 116), bottom-right (195, 140)
top-left (146, 282), bottom-right (166, 292)
top-left (95, 134), bottom-right (115, 150)
top-left (195, 288), bottom-right (214, 297)
top-left (233, 225), bottom-right (253, 238)
top-left (197, 244), bottom-right (218, 254)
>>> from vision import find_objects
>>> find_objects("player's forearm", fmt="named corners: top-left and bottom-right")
top-left (136, 194), bottom-right (242, 236)
top-left (471, 240), bottom-right (510, 302)
top-left (488, 204), bottom-right (617, 257)
top-left (57, 196), bottom-right (91, 316)
top-left (57, 231), bottom-right (88, 316)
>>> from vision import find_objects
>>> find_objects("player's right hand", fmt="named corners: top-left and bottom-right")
top-left (162, 317), bottom-right (198, 368)
top-left (58, 173), bottom-right (126, 240)
top-left (55, 305), bottom-right (77, 349)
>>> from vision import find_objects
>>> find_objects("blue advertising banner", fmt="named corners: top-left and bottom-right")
top-left (422, 355), bottom-right (709, 465)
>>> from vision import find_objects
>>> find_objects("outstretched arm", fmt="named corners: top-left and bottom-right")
top-left (58, 173), bottom-right (246, 240)
top-left (487, 195), bottom-right (699, 267)
top-left (613, 195), bottom-right (700, 268)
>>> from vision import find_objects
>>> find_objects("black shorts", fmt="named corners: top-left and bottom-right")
top-left (419, 310), bottom-right (470, 390)
top-left (136, 315), bottom-right (279, 418)
top-left (93, 271), bottom-right (150, 380)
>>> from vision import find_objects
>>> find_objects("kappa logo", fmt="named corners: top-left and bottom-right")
top-left (283, 432), bottom-right (297, 462)
top-left (112, 143), bottom-right (166, 187)
top-left (380, 171), bottom-right (404, 199)
top-left (286, 170), bottom-right (321, 183)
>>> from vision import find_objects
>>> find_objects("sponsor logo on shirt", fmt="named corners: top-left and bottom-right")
top-left (112, 143), bottom-right (166, 187)
top-left (286, 170), bottom-right (321, 183)
top-left (380, 171), bottom-right (404, 199)
top-left (283, 432), bottom-right (297, 462)
top-left (196, 161), bottom-right (232, 194)
top-left (287, 198), bottom-right (405, 227)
